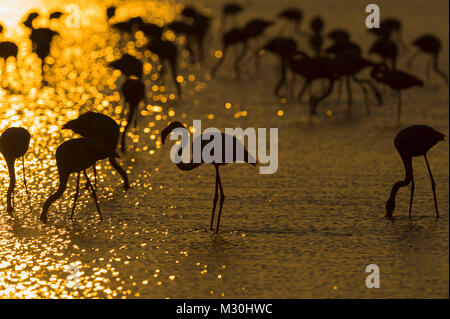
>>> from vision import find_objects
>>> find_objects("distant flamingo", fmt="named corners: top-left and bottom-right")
top-left (211, 18), bottom-right (273, 78)
top-left (371, 63), bottom-right (423, 124)
top-left (62, 112), bottom-right (130, 190)
top-left (309, 16), bottom-right (324, 57)
top-left (108, 53), bottom-right (143, 79)
top-left (369, 37), bottom-right (398, 70)
top-left (386, 125), bottom-right (445, 219)
top-left (106, 6), bottom-right (116, 22)
top-left (278, 8), bottom-right (303, 33)
top-left (222, 3), bottom-right (244, 29)
top-left (260, 37), bottom-right (297, 95)
top-left (40, 137), bottom-right (119, 223)
top-left (161, 121), bottom-right (256, 232)
top-left (0, 25), bottom-right (21, 87)
top-left (120, 77), bottom-right (147, 152)
top-left (408, 34), bottom-right (448, 84)
top-left (0, 127), bottom-right (31, 215)
top-left (49, 11), bottom-right (64, 20)
top-left (22, 12), bottom-right (59, 85)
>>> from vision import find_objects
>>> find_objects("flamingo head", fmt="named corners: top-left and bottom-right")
top-left (161, 121), bottom-right (186, 145)
top-left (385, 197), bottom-right (396, 218)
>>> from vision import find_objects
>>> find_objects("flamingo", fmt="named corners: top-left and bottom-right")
top-left (106, 6), bottom-right (116, 22)
top-left (108, 53), bottom-right (143, 79)
top-left (62, 112), bottom-right (130, 190)
top-left (0, 127), bottom-right (31, 215)
top-left (370, 63), bottom-right (423, 124)
top-left (161, 121), bottom-right (256, 232)
top-left (120, 77), bottom-right (147, 152)
top-left (386, 125), bottom-right (445, 219)
top-left (260, 37), bottom-right (297, 96)
top-left (40, 137), bottom-right (119, 223)
top-left (278, 8), bottom-right (303, 34)
top-left (49, 11), bottom-right (64, 20)
top-left (222, 3), bottom-right (244, 29)
top-left (211, 19), bottom-right (273, 78)
top-left (408, 34), bottom-right (448, 84)
top-left (22, 12), bottom-right (59, 85)
top-left (309, 16), bottom-right (324, 57)
top-left (369, 37), bottom-right (398, 70)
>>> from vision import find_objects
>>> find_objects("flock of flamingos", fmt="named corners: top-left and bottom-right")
top-left (0, 3), bottom-right (447, 231)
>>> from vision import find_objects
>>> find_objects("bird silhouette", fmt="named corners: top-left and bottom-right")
top-left (211, 18), bottom-right (273, 78)
top-left (278, 8), bottom-right (303, 34)
top-left (0, 23), bottom-right (3, 35)
top-left (0, 41), bottom-right (19, 82)
top-left (106, 6), bottom-right (116, 22)
top-left (371, 63), bottom-right (423, 124)
top-left (187, 13), bottom-right (211, 63)
top-left (332, 52), bottom-right (382, 115)
top-left (40, 137), bottom-right (119, 224)
top-left (309, 16), bottom-right (324, 56)
top-left (161, 121), bottom-right (256, 232)
top-left (62, 112), bottom-right (130, 190)
top-left (49, 11), bottom-right (64, 20)
top-left (120, 77), bottom-right (147, 152)
top-left (108, 53), bottom-right (143, 79)
top-left (369, 37), bottom-right (398, 70)
top-left (0, 127), bottom-right (31, 215)
top-left (386, 125), bottom-right (445, 219)
top-left (408, 34), bottom-right (448, 84)
top-left (145, 37), bottom-right (181, 96)
top-left (369, 18), bottom-right (406, 52)
top-left (22, 12), bottom-right (59, 85)
top-left (288, 50), bottom-right (337, 115)
top-left (222, 3), bottom-right (244, 29)
top-left (261, 37), bottom-right (297, 96)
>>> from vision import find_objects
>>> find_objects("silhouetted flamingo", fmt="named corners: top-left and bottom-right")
top-left (332, 52), bottom-right (382, 115)
top-left (222, 3), bottom-right (243, 29)
top-left (309, 16), bottom-right (324, 56)
top-left (62, 112), bottom-right (130, 190)
top-left (0, 127), bottom-right (31, 215)
top-left (278, 8), bottom-right (303, 33)
top-left (386, 125), bottom-right (445, 219)
top-left (49, 11), bottom-right (64, 20)
top-left (369, 18), bottom-right (406, 52)
top-left (161, 121), bottom-right (256, 232)
top-left (22, 13), bottom-right (59, 85)
top-left (106, 6), bottom-right (116, 22)
top-left (369, 37), bottom-right (398, 70)
top-left (408, 34), bottom-right (448, 84)
top-left (288, 50), bottom-right (337, 115)
top-left (211, 19), bottom-right (273, 78)
top-left (145, 36), bottom-right (181, 96)
top-left (188, 13), bottom-right (211, 62)
top-left (371, 63), bottom-right (423, 124)
top-left (120, 77), bottom-right (147, 152)
top-left (40, 137), bottom-right (119, 223)
top-left (108, 53), bottom-right (143, 78)
top-left (261, 37), bottom-right (297, 95)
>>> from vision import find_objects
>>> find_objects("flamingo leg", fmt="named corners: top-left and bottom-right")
top-left (396, 90), bottom-right (402, 125)
top-left (345, 76), bottom-right (352, 115)
top-left (93, 164), bottom-right (98, 189)
top-left (70, 172), bottom-right (80, 220)
top-left (109, 156), bottom-right (130, 190)
top-left (424, 155), bottom-right (439, 218)
top-left (22, 156), bottom-right (32, 213)
top-left (210, 168), bottom-right (219, 231)
top-left (216, 166), bottom-right (225, 232)
top-left (409, 167), bottom-right (415, 219)
top-left (83, 170), bottom-right (103, 221)
top-left (6, 158), bottom-right (16, 215)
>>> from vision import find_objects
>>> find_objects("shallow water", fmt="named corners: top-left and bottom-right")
top-left (0, 0), bottom-right (448, 298)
